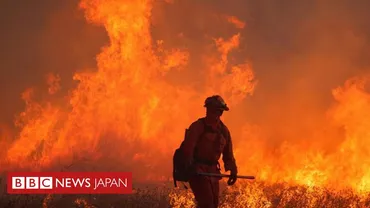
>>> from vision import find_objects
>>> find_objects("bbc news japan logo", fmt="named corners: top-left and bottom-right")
top-left (7, 172), bottom-right (132, 194)
top-left (12, 177), bottom-right (53, 189)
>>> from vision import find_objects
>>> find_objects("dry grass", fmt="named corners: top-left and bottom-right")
top-left (1, 176), bottom-right (370, 208)
top-left (0, 186), bottom-right (171, 208)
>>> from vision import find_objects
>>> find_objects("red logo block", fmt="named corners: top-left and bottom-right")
top-left (7, 172), bottom-right (132, 194)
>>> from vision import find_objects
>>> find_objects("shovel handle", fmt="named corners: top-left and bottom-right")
top-left (197, 172), bottom-right (255, 180)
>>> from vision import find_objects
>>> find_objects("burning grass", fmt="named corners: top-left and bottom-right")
top-left (1, 178), bottom-right (370, 208)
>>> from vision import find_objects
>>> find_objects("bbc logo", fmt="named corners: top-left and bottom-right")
top-left (12, 177), bottom-right (53, 189)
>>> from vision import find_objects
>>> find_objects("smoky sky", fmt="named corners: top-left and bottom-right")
top-left (0, 0), bottom-right (107, 127)
top-left (1, 0), bottom-right (370, 143)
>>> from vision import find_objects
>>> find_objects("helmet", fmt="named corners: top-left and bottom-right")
top-left (204, 95), bottom-right (229, 111)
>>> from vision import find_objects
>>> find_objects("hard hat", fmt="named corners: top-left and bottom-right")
top-left (204, 95), bottom-right (229, 111)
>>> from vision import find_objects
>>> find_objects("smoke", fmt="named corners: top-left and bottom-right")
top-left (241, 0), bottom-right (369, 150)
top-left (0, 0), bottom-right (107, 128)
top-left (149, 0), bottom-right (370, 153)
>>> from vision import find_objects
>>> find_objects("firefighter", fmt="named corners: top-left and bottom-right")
top-left (181, 95), bottom-right (238, 208)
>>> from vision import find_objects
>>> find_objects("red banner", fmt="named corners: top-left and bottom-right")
top-left (7, 172), bottom-right (132, 194)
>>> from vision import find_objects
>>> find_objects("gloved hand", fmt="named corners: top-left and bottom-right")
top-left (227, 169), bottom-right (237, 186)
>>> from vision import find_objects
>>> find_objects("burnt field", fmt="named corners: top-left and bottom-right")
top-left (1, 178), bottom-right (370, 208)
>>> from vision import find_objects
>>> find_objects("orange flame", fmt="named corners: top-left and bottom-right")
top-left (226, 16), bottom-right (246, 29)
top-left (1, 0), bottom-right (255, 183)
top-left (236, 75), bottom-right (370, 193)
top-left (46, 73), bottom-right (61, 95)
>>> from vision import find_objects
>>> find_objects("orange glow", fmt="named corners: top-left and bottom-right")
top-left (1, 0), bottom-right (255, 181)
top-left (2, 0), bottom-right (370, 206)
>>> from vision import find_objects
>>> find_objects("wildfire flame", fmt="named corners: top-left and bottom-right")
top-left (1, 0), bottom-right (255, 182)
top-left (2, 0), bottom-right (370, 206)
top-left (235, 76), bottom-right (370, 194)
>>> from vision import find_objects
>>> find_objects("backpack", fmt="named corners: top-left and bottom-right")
top-left (172, 118), bottom-right (228, 188)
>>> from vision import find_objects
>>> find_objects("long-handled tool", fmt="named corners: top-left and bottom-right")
top-left (197, 172), bottom-right (255, 179)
